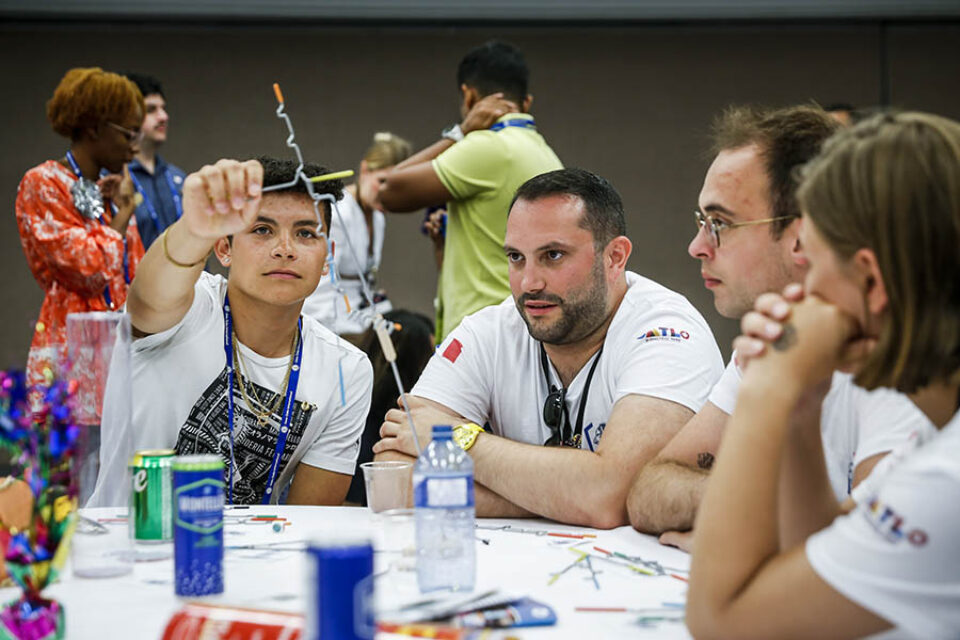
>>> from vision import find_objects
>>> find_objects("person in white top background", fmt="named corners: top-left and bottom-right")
top-left (301, 132), bottom-right (412, 337)
top-left (686, 112), bottom-right (960, 638)
top-left (626, 105), bottom-right (930, 551)
top-left (375, 168), bottom-right (723, 528)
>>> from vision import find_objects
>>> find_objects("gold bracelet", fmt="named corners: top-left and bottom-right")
top-left (161, 228), bottom-right (206, 268)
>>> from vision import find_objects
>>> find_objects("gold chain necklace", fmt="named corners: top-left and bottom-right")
top-left (232, 329), bottom-right (298, 426)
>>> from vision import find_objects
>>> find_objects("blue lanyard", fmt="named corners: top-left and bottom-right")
top-left (222, 295), bottom-right (304, 505)
top-left (129, 166), bottom-right (183, 233)
top-left (65, 151), bottom-right (130, 308)
top-left (489, 118), bottom-right (536, 132)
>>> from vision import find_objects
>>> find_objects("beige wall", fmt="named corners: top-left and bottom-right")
top-left (2, 21), bottom-right (959, 367)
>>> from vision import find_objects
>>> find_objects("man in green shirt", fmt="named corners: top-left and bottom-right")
top-left (380, 41), bottom-right (563, 340)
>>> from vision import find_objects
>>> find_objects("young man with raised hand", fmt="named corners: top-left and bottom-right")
top-left (625, 106), bottom-right (930, 550)
top-left (120, 157), bottom-right (372, 506)
top-left (375, 168), bottom-right (723, 529)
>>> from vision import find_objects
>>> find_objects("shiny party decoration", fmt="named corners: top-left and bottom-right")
top-left (0, 371), bottom-right (79, 640)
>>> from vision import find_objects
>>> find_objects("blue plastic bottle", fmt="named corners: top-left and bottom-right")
top-left (413, 425), bottom-right (476, 593)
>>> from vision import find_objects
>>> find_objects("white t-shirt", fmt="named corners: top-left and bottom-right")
top-left (413, 272), bottom-right (724, 451)
top-left (302, 190), bottom-right (389, 335)
top-left (93, 273), bottom-right (372, 506)
top-left (708, 356), bottom-right (931, 500)
top-left (806, 409), bottom-right (960, 639)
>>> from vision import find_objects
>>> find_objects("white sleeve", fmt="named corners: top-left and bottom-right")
top-left (299, 354), bottom-right (373, 474)
top-left (410, 317), bottom-right (492, 425)
top-left (806, 458), bottom-right (960, 638)
top-left (616, 308), bottom-right (724, 412)
top-left (706, 355), bottom-right (741, 415)
top-left (853, 386), bottom-right (933, 466)
top-left (131, 272), bottom-right (220, 354)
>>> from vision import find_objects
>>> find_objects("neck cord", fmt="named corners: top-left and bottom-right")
top-left (222, 294), bottom-right (304, 504)
top-left (539, 343), bottom-right (604, 446)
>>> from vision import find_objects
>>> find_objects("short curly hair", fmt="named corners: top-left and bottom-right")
top-left (46, 67), bottom-right (144, 140)
top-left (256, 156), bottom-right (344, 232)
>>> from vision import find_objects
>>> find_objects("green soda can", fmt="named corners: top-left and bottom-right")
top-left (129, 449), bottom-right (175, 542)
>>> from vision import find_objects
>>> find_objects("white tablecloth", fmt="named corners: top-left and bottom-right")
top-left (0, 506), bottom-right (691, 639)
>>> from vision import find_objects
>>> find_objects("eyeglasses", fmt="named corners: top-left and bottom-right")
top-left (542, 385), bottom-right (567, 446)
top-left (694, 209), bottom-right (796, 248)
top-left (106, 121), bottom-right (143, 144)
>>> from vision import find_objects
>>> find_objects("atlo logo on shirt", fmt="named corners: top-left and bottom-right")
top-left (864, 497), bottom-right (929, 547)
top-left (638, 327), bottom-right (690, 343)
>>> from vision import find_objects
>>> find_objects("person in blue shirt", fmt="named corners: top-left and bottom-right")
top-left (124, 73), bottom-right (186, 248)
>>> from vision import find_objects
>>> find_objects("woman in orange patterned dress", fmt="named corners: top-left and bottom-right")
top-left (15, 68), bottom-right (146, 387)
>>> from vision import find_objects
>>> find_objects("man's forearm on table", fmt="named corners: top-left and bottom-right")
top-left (470, 433), bottom-right (628, 529)
top-left (627, 459), bottom-right (709, 534)
top-left (475, 483), bottom-right (533, 518)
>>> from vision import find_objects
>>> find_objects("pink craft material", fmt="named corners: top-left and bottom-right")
top-left (0, 597), bottom-right (63, 640)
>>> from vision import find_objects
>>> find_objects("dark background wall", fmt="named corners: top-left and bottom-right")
top-left (2, 20), bottom-right (959, 367)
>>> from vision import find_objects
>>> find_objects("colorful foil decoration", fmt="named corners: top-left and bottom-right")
top-left (0, 371), bottom-right (78, 640)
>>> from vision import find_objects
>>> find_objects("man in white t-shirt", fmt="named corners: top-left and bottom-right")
top-left (374, 168), bottom-right (724, 528)
top-left (626, 106), bottom-right (930, 546)
top-left (114, 156), bottom-right (372, 506)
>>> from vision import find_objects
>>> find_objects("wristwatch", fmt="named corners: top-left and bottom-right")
top-left (453, 422), bottom-right (484, 451)
top-left (441, 123), bottom-right (464, 142)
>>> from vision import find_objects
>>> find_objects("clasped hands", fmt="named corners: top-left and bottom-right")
top-left (373, 395), bottom-right (464, 459)
top-left (734, 283), bottom-right (870, 391)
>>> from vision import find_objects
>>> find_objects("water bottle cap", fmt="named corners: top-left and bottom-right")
top-left (431, 424), bottom-right (454, 438)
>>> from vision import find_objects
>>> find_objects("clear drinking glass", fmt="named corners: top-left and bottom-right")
top-left (66, 311), bottom-right (135, 577)
top-left (360, 461), bottom-right (412, 514)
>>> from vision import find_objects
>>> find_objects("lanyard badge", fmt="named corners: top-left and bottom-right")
top-left (222, 294), bottom-right (304, 505)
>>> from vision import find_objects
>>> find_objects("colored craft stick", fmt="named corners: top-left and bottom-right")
top-left (575, 606), bottom-right (685, 614)
top-left (273, 83), bottom-right (284, 104)
top-left (671, 573), bottom-right (689, 582)
top-left (591, 547), bottom-right (655, 576)
top-left (376, 622), bottom-right (466, 639)
top-left (308, 170), bottom-right (355, 183)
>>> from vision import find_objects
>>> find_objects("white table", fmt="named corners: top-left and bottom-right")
top-left (0, 506), bottom-right (691, 639)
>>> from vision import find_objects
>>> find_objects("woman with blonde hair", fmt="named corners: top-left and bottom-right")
top-left (16, 67), bottom-right (145, 387)
top-left (302, 132), bottom-right (412, 336)
top-left (687, 112), bottom-right (960, 638)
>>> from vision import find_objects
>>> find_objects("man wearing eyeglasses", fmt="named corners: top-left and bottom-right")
top-left (375, 168), bottom-right (724, 528)
top-left (124, 73), bottom-right (186, 249)
top-left (625, 105), bottom-right (929, 550)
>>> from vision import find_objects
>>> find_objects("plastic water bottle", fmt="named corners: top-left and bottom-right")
top-left (413, 424), bottom-right (476, 593)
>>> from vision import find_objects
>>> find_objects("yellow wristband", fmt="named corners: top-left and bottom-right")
top-left (453, 422), bottom-right (484, 451)
top-left (161, 229), bottom-right (206, 269)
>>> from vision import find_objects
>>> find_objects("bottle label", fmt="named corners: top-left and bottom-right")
top-left (415, 474), bottom-right (475, 508)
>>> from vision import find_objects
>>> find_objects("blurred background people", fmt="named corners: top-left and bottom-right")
top-left (123, 72), bottom-right (186, 249)
top-left (302, 132), bottom-right (412, 337)
top-left (15, 67), bottom-right (145, 387)
top-left (379, 40), bottom-right (563, 341)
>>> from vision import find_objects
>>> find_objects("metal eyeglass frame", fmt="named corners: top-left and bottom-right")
top-left (694, 209), bottom-right (796, 248)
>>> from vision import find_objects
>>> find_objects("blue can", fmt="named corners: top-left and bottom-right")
top-left (172, 454), bottom-right (224, 597)
top-left (305, 540), bottom-right (374, 640)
